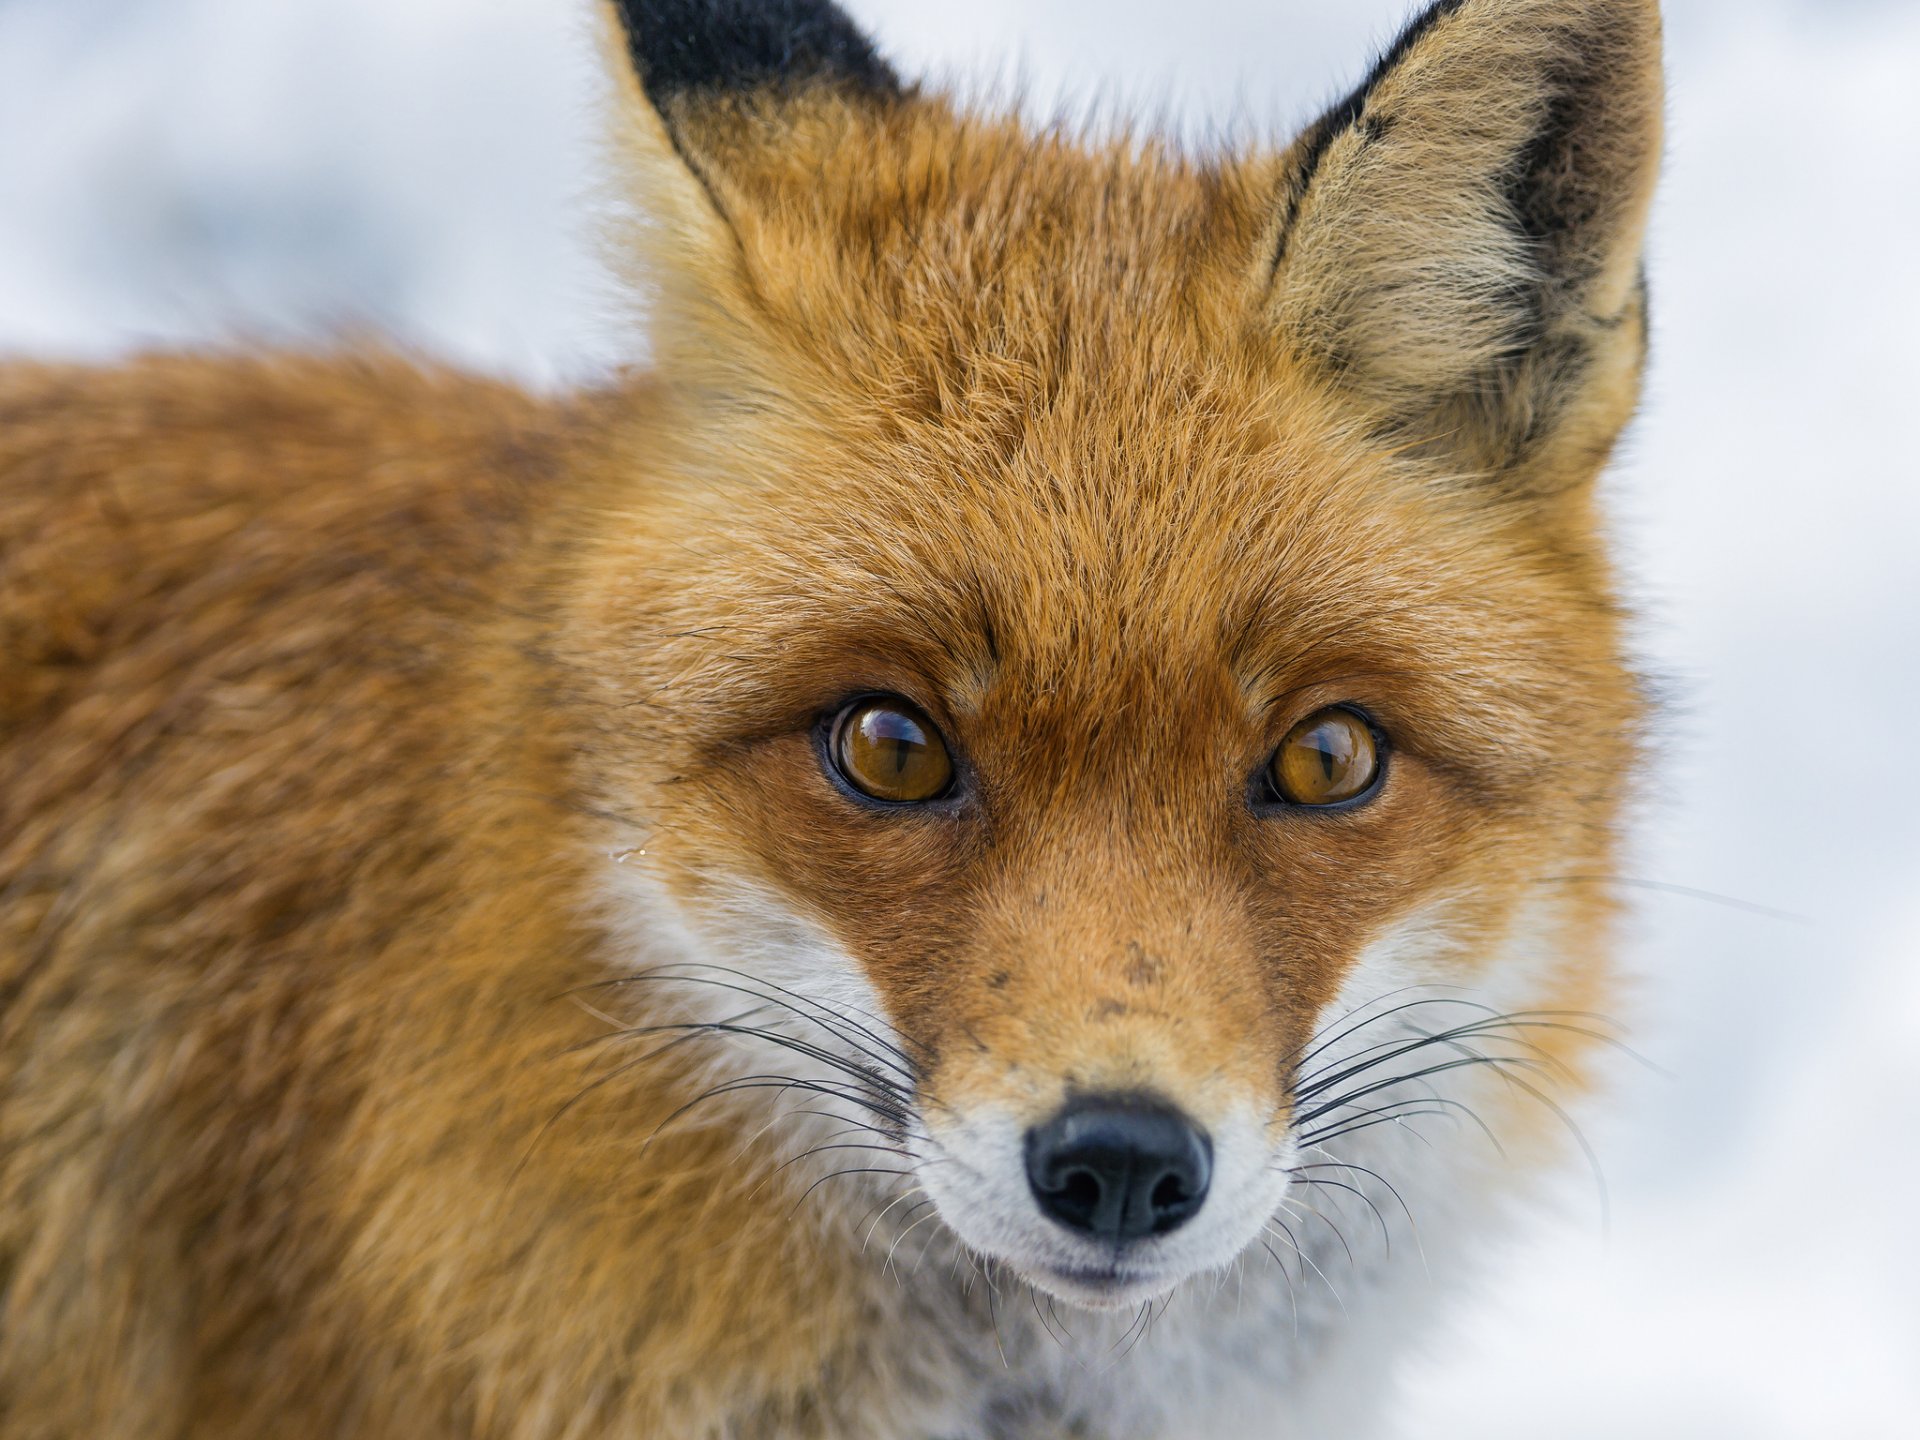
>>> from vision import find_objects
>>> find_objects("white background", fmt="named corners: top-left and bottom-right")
top-left (2, 1), bottom-right (1915, 1434)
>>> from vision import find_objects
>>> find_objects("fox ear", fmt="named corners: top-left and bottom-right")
top-left (609, 0), bottom-right (900, 132)
top-left (599, 2), bottom-right (898, 253)
top-left (599, 1), bottom-right (903, 354)
top-left (1267, 0), bottom-right (1664, 491)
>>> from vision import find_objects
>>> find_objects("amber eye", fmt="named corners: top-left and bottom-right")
top-left (830, 697), bottom-right (955, 804)
top-left (1268, 706), bottom-right (1383, 808)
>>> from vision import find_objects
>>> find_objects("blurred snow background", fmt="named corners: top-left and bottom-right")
top-left (1, 0), bottom-right (1915, 1433)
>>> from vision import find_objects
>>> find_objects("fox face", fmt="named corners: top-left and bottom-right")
top-left (572, 0), bottom-right (1661, 1315)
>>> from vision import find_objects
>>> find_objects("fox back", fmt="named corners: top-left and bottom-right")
top-left (0, 3), bottom-right (1664, 1437)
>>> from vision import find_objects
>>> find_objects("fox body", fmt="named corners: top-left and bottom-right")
top-left (0, 2), bottom-right (1663, 1437)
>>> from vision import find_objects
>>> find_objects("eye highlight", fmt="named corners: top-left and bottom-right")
top-left (1267, 706), bottom-right (1384, 808)
top-left (829, 697), bottom-right (955, 804)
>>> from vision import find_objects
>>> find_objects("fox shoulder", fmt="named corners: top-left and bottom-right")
top-left (0, 352), bottom-right (581, 740)
top-left (0, 350), bottom-right (602, 1435)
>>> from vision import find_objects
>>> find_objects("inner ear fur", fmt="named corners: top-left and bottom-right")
top-left (1267, 0), bottom-right (1664, 491)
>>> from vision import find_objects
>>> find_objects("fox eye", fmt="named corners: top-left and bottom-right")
top-left (830, 697), bottom-right (955, 804)
top-left (1268, 707), bottom-right (1383, 808)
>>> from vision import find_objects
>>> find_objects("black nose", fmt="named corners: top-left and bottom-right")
top-left (1024, 1095), bottom-right (1212, 1244)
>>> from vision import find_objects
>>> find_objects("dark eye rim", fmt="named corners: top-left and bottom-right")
top-left (816, 693), bottom-right (964, 810)
top-left (1253, 704), bottom-right (1390, 814)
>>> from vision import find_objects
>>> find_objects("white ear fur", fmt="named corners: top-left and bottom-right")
top-left (599, 9), bottom-right (738, 275)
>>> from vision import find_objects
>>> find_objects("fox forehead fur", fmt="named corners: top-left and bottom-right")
top-left (0, 2), bottom-right (1664, 1438)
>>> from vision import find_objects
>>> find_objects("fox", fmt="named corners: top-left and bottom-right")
top-left (0, 0), bottom-right (1665, 1436)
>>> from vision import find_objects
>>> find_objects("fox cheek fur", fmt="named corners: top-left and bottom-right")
top-left (1, 1), bottom-right (1663, 1437)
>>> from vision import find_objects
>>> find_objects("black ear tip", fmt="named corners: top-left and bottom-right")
top-left (615, 0), bottom-right (901, 104)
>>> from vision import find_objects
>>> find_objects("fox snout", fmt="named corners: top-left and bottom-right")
top-left (896, 887), bottom-right (1301, 1306)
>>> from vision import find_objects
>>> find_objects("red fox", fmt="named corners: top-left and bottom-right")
top-left (0, 1), bottom-right (1664, 1435)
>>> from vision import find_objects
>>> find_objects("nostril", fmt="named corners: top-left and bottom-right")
top-left (1052, 1168), bottom-right (1103, 1227)
top-left (1024, 1094), bottom-right (1212, 1245)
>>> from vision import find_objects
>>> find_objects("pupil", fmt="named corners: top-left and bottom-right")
top-left (1318, 731), bottom-right (1339, 780)
top-left (856, 707), bottom-right (933, 787)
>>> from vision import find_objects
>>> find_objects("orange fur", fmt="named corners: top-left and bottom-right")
top-left (1, 3), bottom-right (1663, 1436)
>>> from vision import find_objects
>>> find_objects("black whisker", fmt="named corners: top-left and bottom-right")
top-left (1281, 1192), bottom-right (1359, 1264)
top-left (569, 1014), bottom-right (916, 1116)
top-left (1286, 1175), bottom-right (1390, 1252)
top-left (788, 1166), bottom-right (917, 1218)
top-left (1296, 1008), bottom-right (1602, 1105)
top-left (1030, 1287), bottom-right (1070, 1352)
top-left (1266, 1216), bottom-right (1346, 1315)
top-left (572, 969), bottom-right (920, 1083)
top-left (1289, 989), bottom-right (1488, 1078)
top-left (1298, 1106), bottom-right (1470, 1153)
top-left (1044, 1293), bottom-right (1077, 1347)
top-left (1287, 1159), bottom-right (1420, 1239)
top-left (1298, 1052), bottom-right (1556, 1130)
top-left (1110, 1297), bottom-right (1154, 1360)
top-left (645, 1074), bottom-right (913, 1146)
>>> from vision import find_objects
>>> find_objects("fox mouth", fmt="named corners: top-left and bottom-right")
top-left (1028, 1260), bottom-right (1179, 1310)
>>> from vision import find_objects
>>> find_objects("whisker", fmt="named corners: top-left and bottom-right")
top-left (730, 1102), bottom-right (874, 1167)
top-left (572, 1016), bottom-right (915, 1108)
top-left (1299, 1049), bottom-right (1558, 1126)
top-left (746, 1132), bottom-right (916, 1206)
top-left (1287, 1159), bottom-right (1420, 1243)
top-left (1278, 1193), bottom-right (1358, 1266)
top-left (644, 1074), bottom-right (913, 1148)
top-left (884, 1202), bottom-right (943, 1280)
top-left (908, 1208), bottom-right (951, 1278)
top-left (1289, 989), bottom-right (1491, 1078)
top-left (1308, 1027), bottom-right (1611, 1229)
top-left (1126, 1295), bottom-right (1168, 1359)
top-left (1257, 1238), bottom-right (1301, 1339)
top-left (787, 1166), bottom-right (917, 1218)
top-left (1301, 1093), bottom-right (1501, 1150)
top-left (579, 964), bottom-right (924, 1076)
top-left (1452, 1052), bottom-right (1613, 1236)
top-left (1296, 1008), bottom-right (1600, 1105)
top-left (512, 1022), bottom-right (743, 1181)
top-left (984, 1260), bottom-right (1010, 1369)
top-left (1266, 1217), bottom-right (1346, 1316)
top-left (1110, 1297), bottom-right (1154, 1360)
top-left (862, 1193), bottom-right (935, 1251)
top-left (1045, 1293), bottom-right (1077, 1347)
top-left (1286, 1175), bottom-right (1390, 1252)
top-left (1030, 1287), bottom-right (1071, 1352)
top-left (1531, 873), bottom-right (1815, 927)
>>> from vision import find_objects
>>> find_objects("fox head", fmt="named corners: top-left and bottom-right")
top-left (566, 0), bottom-right (1662, 1310)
